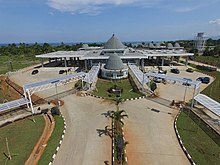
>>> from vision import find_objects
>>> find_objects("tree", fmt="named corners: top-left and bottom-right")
top-left (110, 109), bottom-right (128, 136)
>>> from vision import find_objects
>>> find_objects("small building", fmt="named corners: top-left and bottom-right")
top-left (101, 53), bottom-right (128, 80)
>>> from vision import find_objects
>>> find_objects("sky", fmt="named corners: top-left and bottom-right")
top-left (0, 0), bottom-right (220, 43)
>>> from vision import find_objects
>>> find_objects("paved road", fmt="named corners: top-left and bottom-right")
top-left (120, 99), bottom-right (190, 165)
top-left (53, 95), bottom-right (114, 165)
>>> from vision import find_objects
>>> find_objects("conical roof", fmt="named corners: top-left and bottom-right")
top-left (104, 34), bottom-right (125, 49)
top-left (104, 53), bottom-right (124, 70)
top-left (174, 42), bottom-right (180, 48)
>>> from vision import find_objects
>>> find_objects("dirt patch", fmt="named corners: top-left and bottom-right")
top-left (76, 91), bottom-right (86, 97)
top-left (0, 76), bottom-right (46, 104)
top-left (0, 76), bottom-right (21, 102)
top-left (100, 98), bottom-right (115, 105)
top-left (50, 99), bottom-right (64, 106)
top-left (25, 114), bottom-right (55, 165)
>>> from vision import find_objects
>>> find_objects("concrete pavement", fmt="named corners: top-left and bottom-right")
top-left (53, 95), bottom-right (114, 165)
top-left (121, 99), bottom-right (190, 165)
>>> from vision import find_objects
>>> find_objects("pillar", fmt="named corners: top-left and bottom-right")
top-left (161, 57), bottom-right (165, 66)
top-left (27, 90), bottom-right (34, 114)
top-left (185, 56), bottom-right (189, 66)
top-left (90, 60), bottom-right (93, 67)
top-left (64, 57), bottom-right (67, 67)
top-left (191, 85), bottom-right (196, 108)
top-left (141, 59), bottom-right (144, 71)
top-left (41, 58), bottom-right (44, 67)
top-left (84, 60), bottom-right (87, 71)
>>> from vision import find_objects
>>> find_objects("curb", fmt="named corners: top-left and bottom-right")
top-left (174, 111), bottom-right (196, 165)
top-left (85, 93), bottom-right (146, 102)
top-left (48, 114), bottom-right (67, 165)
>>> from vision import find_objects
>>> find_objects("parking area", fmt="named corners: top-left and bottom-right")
top-left (145, 65), bottom-right (214, 102)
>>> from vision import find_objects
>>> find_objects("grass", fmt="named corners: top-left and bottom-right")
top-left (0, 115), bottom-right (45, 165)
top-left (38, 115), bottom-right (64, 165)
top-left (177, 111), bottom-right (220, 165)
top-left (194, 56), bottom-right (220, 67)
top-left (92, 78), bottom-right (143, 100)
top-left (0, 55), bottom-right (40, 75)
top-left (187, 62), bottom-right (220, 102)
top-left (177, 62), bottom-right (220, 165)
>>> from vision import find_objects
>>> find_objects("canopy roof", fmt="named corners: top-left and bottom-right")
top-left (104, 34), bottom-right (125, 49)
top-left (0, 98), bottom-right (30, 112)
top-left (104, 53), bottom-right (125, 70)
top-left (194, 94), bottom-right (220, 117)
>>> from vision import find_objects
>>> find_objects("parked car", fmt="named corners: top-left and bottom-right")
top-left (59, 70), bottom-right (65, 74)
top-left (31, 69), bottom-right (39, 75)
top-left (170, 68), bottom-right (180, 74)
top-left (153, 77), bottom-right (164, 83)
top-left (196, 77), bottom-right (210, 84)
top-left (158, 70), bottom-right (167, 74)
top-left (186, 68), bottom-right (194, 73)
top-left (182, 78), bottom-right (192, 86)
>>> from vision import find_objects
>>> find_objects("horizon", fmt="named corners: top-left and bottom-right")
top-left (0, 1), bottom-right (220, 43)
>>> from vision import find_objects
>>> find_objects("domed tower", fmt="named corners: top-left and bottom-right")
top-left (101, 53), bottom-right (128, 80)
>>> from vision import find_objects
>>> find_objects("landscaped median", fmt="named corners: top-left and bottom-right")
top-left (92, 78), bottom-right (143, 100)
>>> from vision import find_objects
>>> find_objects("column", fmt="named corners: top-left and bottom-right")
top-left (161, 57), bottom-right (165, 66)
top-left (141, 59), bottom-right (144, 71)
top-left (84, 59), bottom-right (87, 71)
top-left (185, 56), bottom-right (189, 66)
top-left (27, 90), bottom-right (34, 114)
top-left (41, 58), bottom-right (44, 67)
top-left (64, 57), bottom-right (67, 67)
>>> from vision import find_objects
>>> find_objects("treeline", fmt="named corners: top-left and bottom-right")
top-left (0, 42), bottom-right (102, 56)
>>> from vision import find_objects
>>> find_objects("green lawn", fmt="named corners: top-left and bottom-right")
top-left (177, 111), bottom-right (220, 165)
top-left (200, 71), bottom-right (220, 102)
top-left (92, 78), bottom-right (143, 100)
top-left (0, 55), bottom-right (40, 75)
top-left (38, 115), bottom-right (64, 165)
top-left (194, 56), bottom-right (220, 67)
top-left (0, 115), bottom-right (45, 165)
top-left (187, 62), bottom-right (220, 102)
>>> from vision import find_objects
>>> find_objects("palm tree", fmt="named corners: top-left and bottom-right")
top-left (110, 109), bottom-right (128, 126)
top-left (110, 109), bottom-right (128, 136)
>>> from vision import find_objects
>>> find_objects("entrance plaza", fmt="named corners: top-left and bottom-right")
top-left (1, 35), bottom-right (217, 164)
top-left (6, 62), bottom-right (213, 165)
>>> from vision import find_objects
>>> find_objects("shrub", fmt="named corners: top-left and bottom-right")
top-left (51, 106), bottom-right (60, 116)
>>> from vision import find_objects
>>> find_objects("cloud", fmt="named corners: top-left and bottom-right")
top-left (209, 19), bottom-right (220, 26)
top-left (47, 0), bottom-right (160, 15)
top-left (48, 11), bottom-right (55, 16)
top-left (47, 0), bottom-right (220, 15)
top-left (166, 0), bottom-right (220, 13)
